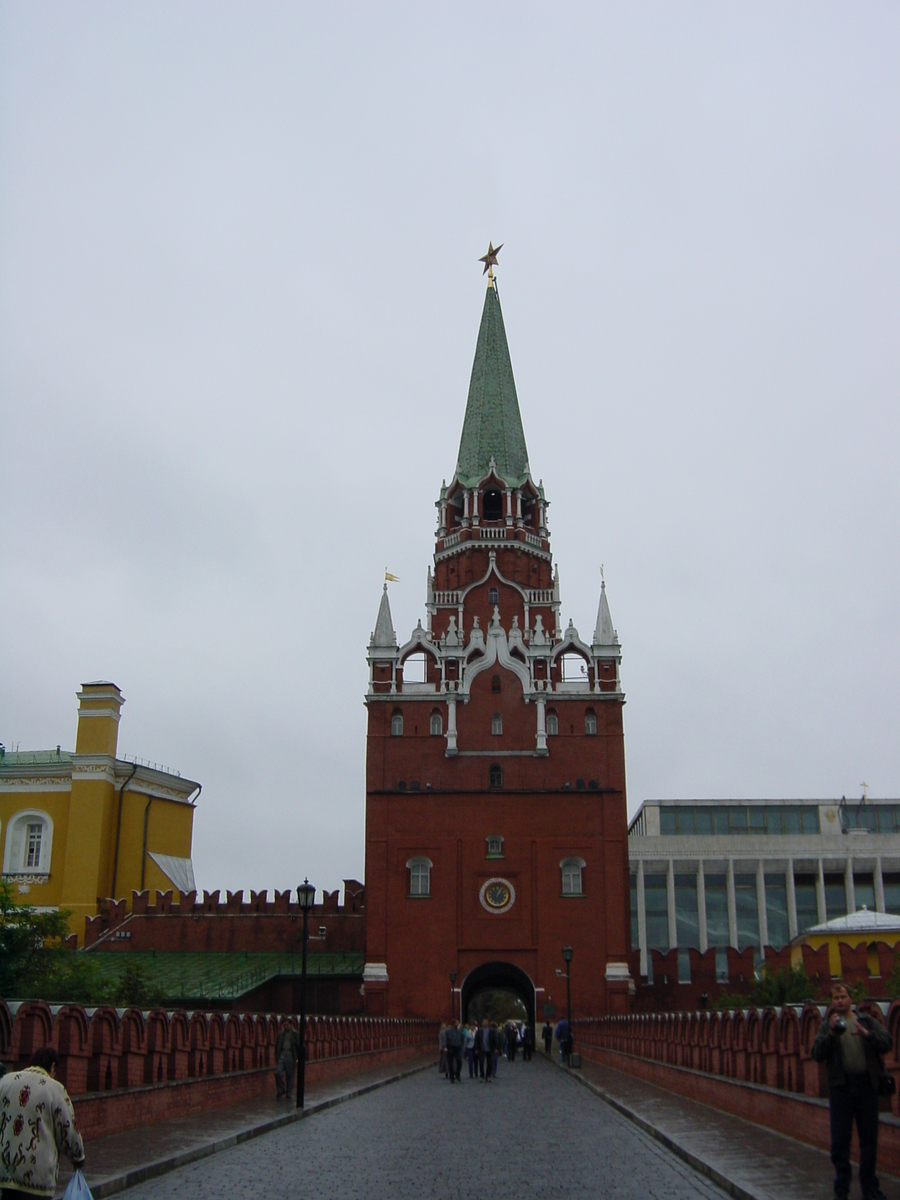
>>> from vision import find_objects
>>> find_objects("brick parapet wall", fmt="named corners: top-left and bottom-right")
top-left (83, 884), bottom-right (366, 951)
top-left (636, 943), bottom-right (900, 1011)
top-left (574, 1000), bottom-right (900, 1172)
top-left (0, 999), bottom-right (436, 1139)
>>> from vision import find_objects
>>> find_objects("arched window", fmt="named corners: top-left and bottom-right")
top-left (491, 713), bottom-right (502, 736)
top-left (584, 709), bottom-right (597, 736)
top-left (546, 710), bottom-right (558, 736)
top-left (489, 763), bottom-right (503, 788)
top-left (403, 653), bottom-right (427, 684)
top-left (560, 856), bottom-right (586, 896)
top-left (560, 653), bottom-right (588, 682)
top-left (491, 673), bottom-right (501, 692)
top-left (2, 810), bottom-right (54, 876)
top-left (488, 587), bottom-right (499, 605)
top-left (483, 489), bottom-right (503, 521)
top-left (406, 856), bottom-right (432, 897)
top-left (391, 709), bottom-right (403, 737)
top-left (430, 710), bottom-right (442, 736)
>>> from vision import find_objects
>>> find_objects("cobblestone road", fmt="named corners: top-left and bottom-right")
top-left (117, 1057), bottom-right (730, 1199)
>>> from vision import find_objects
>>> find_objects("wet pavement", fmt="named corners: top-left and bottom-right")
top-left (54, 1050), bottom-right (900, 1198)
top-left (110, 1054), bottom-right (729, 1200)
top-left (556, 1050), bottom-right (900, 1200)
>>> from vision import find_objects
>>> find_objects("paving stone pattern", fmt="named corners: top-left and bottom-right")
top-left (116, 1058), bottom-right (728, 1200)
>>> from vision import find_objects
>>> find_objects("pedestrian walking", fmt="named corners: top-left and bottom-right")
top-left (464, 1024), bottom-right (476, 1078)
top-left (555, 1016), bottom-right (571, 1065)
top-left (274, 1017), bottom-right (301, 1099)
top-left (490, 1022), bottom-right (501, 1079)
top-left (445, 1020), bottom-right (463, 1082)
top-left (478, 1019), bottom-right (498, 1082)
top-left (542, 1020), bottom-right (553, 1055)
top-left (812, 981), bottom-right (892, 1200)
top-left (0, 1047), bottom-right (85, 1199)
top-left (522, 1023), bottom-right (535, 1061)
top-left (438, 1023), bottom-right (448, 1077)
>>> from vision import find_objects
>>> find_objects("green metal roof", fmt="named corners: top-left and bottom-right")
top-left (455, 284), bottom-right (530, 488)
top-left (0, 750), bottom-right (72, 768)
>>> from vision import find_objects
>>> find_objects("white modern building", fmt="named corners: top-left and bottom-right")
top-left (628, 797), bottom-right (900, 980)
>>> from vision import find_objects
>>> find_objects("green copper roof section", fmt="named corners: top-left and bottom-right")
top-left (455, 284), bottom-right (530, 488)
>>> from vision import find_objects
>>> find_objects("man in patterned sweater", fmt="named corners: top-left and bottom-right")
top-left (0, 1047), bottom-right (85, 1198)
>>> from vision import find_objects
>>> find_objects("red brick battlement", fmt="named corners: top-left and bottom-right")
top-left (83, 882), bottom-right (365, 953)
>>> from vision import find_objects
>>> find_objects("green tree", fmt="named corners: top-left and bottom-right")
top-left (718, 966), bottom-right (820, 1010)
top-left (0, 881), bottom-right (71, 997)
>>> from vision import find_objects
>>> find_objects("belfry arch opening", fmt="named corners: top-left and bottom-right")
top-left (460, 960), bottom-right (535, 1027)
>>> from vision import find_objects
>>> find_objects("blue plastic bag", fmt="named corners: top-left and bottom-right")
top-left (61, 1168), bottom-right (94, 1200)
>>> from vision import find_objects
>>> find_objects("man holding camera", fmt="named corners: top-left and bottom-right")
top-left (812, 981), bottom-right (892, 1200)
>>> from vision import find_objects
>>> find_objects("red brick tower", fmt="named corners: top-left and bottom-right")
top-left (363, 268), bottom-right (632, 1022)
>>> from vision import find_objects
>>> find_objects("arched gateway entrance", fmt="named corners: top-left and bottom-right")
top-left (461, 961), bottom-right (536, 1027)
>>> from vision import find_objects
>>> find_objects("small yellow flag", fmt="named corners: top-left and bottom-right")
top-left (385, 571), bottom-right (400, 583)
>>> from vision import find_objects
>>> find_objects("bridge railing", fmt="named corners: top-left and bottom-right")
top-left (574, 998), bottom-right (900, 1110)
top-left (0, 999), bottom-right (437, 1098)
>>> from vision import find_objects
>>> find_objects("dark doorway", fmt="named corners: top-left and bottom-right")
top-left (461, 961), bottom-right (535, 1027)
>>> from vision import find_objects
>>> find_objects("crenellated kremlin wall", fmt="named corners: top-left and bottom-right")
top-left (0, 999), bottom-right (436, 1141)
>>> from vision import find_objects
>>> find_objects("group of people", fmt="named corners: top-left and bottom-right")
top-left (439, 1018), bottom-right (533, 1082)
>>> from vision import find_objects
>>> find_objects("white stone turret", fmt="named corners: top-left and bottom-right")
top-left (592, 579), bottom-right (619, 649)
top-left (370, 584), bottom-right (398, 649)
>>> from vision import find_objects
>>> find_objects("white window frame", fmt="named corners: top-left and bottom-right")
top-left (430, 711), bottom-right (442, 736)
top-left (3, 810), bottom-right (54, 876)
top-left (486, 835), bottom-right (504, 857)
top-left (491, 713), bottom-right (503, 736)
top-left (406, 856), bottom-right (433, 897)
top-left (546, 711), bottom-right (558, 736)
top-left (560, 856), bottom-right (586, 896)
top-left (584, 710), bottom-right (597, 736)
top-left (391, 710), bottom-right (403, 737)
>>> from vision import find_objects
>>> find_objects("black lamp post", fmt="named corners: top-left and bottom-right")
top-left (449, 970), bottom-right (457, 1022)
top-left (296, 879), bottom-right (315, 1109)
top-left (562, 945), bottom-right (573, 1065)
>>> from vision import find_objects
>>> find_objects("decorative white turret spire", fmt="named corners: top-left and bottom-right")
top-left (593, 577), bottom-right (619, 647)
top-left (370, 584), bottom-right (398, 649)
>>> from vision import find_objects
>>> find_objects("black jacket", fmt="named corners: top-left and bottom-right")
top-left (811, 1010), bottom-right (892, 1090)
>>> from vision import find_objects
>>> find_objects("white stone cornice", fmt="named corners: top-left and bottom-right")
top-left (71, 755), bottom-right (117, 784)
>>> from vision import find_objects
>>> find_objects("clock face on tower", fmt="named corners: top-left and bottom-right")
top-left (479, 876), bottom-right (516, 914)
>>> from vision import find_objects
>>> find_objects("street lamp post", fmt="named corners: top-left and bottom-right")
top-left (296, 879), bottom-right (315, 1109)
top-left (449, 970), bottom-right (457, 1022)
top-left (562, 945), bottom-right (573, 1066)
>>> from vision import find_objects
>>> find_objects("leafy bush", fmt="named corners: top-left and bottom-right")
top-left (717, 966), bottom-right (821, 1010)
top-left (0, 883), bottom-right (164, 1007)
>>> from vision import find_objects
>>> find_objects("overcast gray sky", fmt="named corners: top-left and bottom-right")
top-left (2, 3), bottom-right (898, 900)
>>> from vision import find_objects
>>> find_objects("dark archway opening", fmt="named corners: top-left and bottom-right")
top-left (482, 488), bottom-right (503, 521)
top-left (461, 960), bottom-right (535, 1027)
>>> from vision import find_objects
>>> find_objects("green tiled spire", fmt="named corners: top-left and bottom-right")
top-left (455, 284), bottom-right (530, 487)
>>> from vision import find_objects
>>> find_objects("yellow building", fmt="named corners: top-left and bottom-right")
top-left (791, 907), bottom-right (900, 977)
top-left (0, 682), bottom-right (199, 941)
